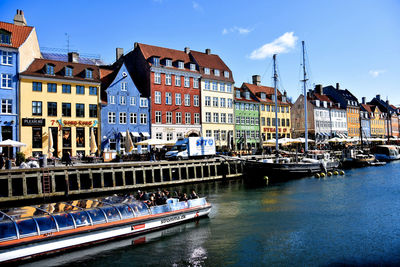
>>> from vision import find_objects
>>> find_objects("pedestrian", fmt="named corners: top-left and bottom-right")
top-left (0, 153), bottom-right (4, 169)
top-left (150, 146), bottom-right (156, 162)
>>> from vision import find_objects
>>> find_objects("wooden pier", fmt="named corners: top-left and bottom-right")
top-left (0, 159), bottom-right (243, 205)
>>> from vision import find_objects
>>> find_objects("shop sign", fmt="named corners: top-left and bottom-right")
top-left (263, 127), bottom-right (287, 133)
top-left (51, 119), bottom-right (98, 129)
top-left (22, 118), bottom-right (45, 126)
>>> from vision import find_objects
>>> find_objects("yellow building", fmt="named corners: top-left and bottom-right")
top-left (243, 79), bottom-right (291, 141)
top-left (369, 105), bottom-right (385, 137)
top-left (19, 55), bottom-right (101, 158)
top-left (346, 106), bottom-right (360, 137)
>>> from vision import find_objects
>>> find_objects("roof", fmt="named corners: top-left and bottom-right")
top-left (190, 50), bottom-right (234, 83)
top-left (21, 58), bottom-right (101, 83)
top-left (0, 21), bottom-right (33, 48)
top-left (42, 52), bottom-right (104, 66)
top-left (234, 87), bottom-right (259, 103)
top-left (138, 43), bottom-right (193, 65)
top-left (313, 93), bottom-right (333, 103)
top-left (100, 65), bottom-right (120, 102)
top-left (243, 83), bottom-right (282, 96)
top-left (361, 104), bottom-right (373, 113)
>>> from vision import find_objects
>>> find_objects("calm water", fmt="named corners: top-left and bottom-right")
top-left (23, 162), bottom-right (400, 266)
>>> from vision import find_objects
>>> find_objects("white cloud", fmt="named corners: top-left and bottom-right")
top-left (222, 26), bottom-right (253, 35)
top-left (192, 1), bottom-right (203, 11)
top-left (369, 69), bottom-right (385, 78)
top-left (249, 32), bottom-right (298, 60)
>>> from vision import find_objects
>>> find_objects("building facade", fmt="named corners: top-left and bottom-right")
top-left (19, 56), bottom-right (100, 157)
top-left (0, 10), bottom-right (40, 157)
top-left (234, 86), bottom-right (260, 150)
top-left (359, 99), bottom-right (371, 139)
top-left (100, 58), bottom-right (150, 154)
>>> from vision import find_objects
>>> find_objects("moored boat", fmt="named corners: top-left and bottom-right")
top-left (0, 196), bottom-right (211, 263)
top-left (341, 149), bottom-right (376, 168)
top-left (372, 145), bottom-right (400, 162)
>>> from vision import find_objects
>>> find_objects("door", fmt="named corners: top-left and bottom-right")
top-left (1, 126), bottom-right (12, 157)
top-left (49, 127), bottom-right (58, 157)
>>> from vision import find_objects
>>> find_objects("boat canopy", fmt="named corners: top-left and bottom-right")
top-left (0, 197), bottom-right (207, 242)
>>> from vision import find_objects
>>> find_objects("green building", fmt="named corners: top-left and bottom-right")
top-left (234, 86), bottom-right (260, 150)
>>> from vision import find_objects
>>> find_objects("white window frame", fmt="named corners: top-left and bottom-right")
top-left (227, 99), bottom-right (233, 108)
top-left (1, 51), bottom-right (12, 65)
top-left (175, 75), bottom-right (181, 86)
top-left (204, 80), bottom-right (210, 90)
top-left (194, 95), bottom-right (199, 106)
top-left (1, 99), bottom-right (12, 114)
top-left (228, 114), bottom-right (233, 124)
top-left (166, 92), bottom-right (172, 105)
top-left (167, 132), bottom-right (173, 141)
top-left (213, 113), bottom-right (219, 123)
top-left (185, 112), bottom-right (191, 124)
top-left (214, 69), bottom-right (220, 76)
top-left (130, 113), bottom-right (137, 124)
top-left (121, 82), bottom-right (127, 91)
top-left (212, 82), bottom-right (218, 91)
top-left (224, 71), bottom-right (229, 78)
top-left (205, 112), bottom-right (211, 123)
top-left (205, 96), bottom-right (211, 107)
top-left (1, 74), bottom-right (12, 89)
top-left (119, 112), bottom-right (127, 124)
top-left (140, 113), bottom-right (147, 124)
top-left (165, 59), bottom-right (172, 67)
top-left (175, 93), bottom-right (182, 105)
top-left (204, 68), bottom-right (210, 75)
top-left (166, 112), bottom-right (172, 124)
top-left (194, 113), bottom-right (200, 124)
top-left (176, 112), bottom-right (182, 124)
top-left (220, 83), bottom-right (225, 92)
top-left (184, 77), bottom-right (190, 87)
top-left (155, 111), bottom-right (162, 123)
top-left (154, 72), bottom-right (161, 84)
top-left (130, 97), bottom-right (136, 106)
top-left (193, 79), bottom-right (199, 88)
top-left (206, 130), bottom-right (212, 137)
top-left (227, 84), bottom-right (232, 93)
top-left (213, 97), bottom-right (218, 107)
top-left (140, 97), bottom-right (148, 107)
top-left (221, 113), bottom-right (226, 123)
top-left (155, 91), bottom-right (161, 104)
top-left (156, 133), bottom-right (163, 140)
top-left (108, 112), bottom-right (116, 124)
top-left (165, 74), bottom-right (172, 85)
top-left (178, 61), bottom-right (184, 69)
top-left (184, 94), bottom-right (190, 106)
top-left (190, 63), bottom-right (196, 71)
top-left (220, 98), bottom-right (226, 108)
top-left (120, 96), bottom-right (126, 105)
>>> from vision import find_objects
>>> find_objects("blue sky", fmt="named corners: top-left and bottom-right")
top-left (1, 0), bottom-right (399, 104)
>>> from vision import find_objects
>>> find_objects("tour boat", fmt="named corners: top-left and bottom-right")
top-left (341, 149), bottom-right (376, 168)
top-left (0, 196), bottom-right (211, 263)
top-left (372, 145), bottom-right (400, 162)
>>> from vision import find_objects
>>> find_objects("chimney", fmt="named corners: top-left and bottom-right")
top-left (362, 97), bottom-right (366, 104)
top-left (376, 94), bottom-right (381, 100)
top-left (205, 48), bottom-right (211, 55)
top-left (134, 42), bottom-right (139, 49)
top-left (184, 47), bottom-right (190, 54)
top-left (116, 48), bottom-right (124, 61)
top-left (315, 84), bottom-right (323, 95)
top-left (252, 75), bottom-right (261, 86)
top-left (13, 9), bottom-right (27, 26)
top-left (336, 83), bottom-right (340, 90)
top-left (68, 52), bottom-right (79, 63)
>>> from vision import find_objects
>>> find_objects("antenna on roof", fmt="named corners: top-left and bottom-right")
top-left (65, 33), bottom-right (70, 53)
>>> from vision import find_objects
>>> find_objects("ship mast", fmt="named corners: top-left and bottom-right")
top-left (273, 54), bottom-right (279, 153)
top-left (301, 41), bottom-right (308, 153)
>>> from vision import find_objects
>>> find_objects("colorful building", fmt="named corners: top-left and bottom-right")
top-left (366, 105), bottom-right (385, 138)
top-left (245, 76), bottom-right (291, 141)
top-left (127, 43), bottom-right (201, 142)
top-left (19, 55), bottom-right (101, 157)
top-left (0, 10), bottom-right (40, 157)
top-left (100, 49), bottom-right (150, 155)
top-left (234, 86), bottom-right (260, 150)
top-left (190, 49), bottom-right (235, 150)
top-left (359, 98), bottom-right (371, 139)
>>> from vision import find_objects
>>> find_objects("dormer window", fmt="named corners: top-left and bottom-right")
top-left (178, 61), bottom-right (184, 69)
top-left (323, 101), bottom-right (327, 108)
top-left (315, 100), bottom-right (320, 107)
top-left (224, 71), bottom-right (229, 78)
top-left (204, 68), bottom-right (210, 75)
top-left (153, 57), bottom-right (160, 66)
top-left (261, 93), bottom-right (266, 100)
top-left (190, 63), bottom-right (196, 71)
top-left (46, 64), bottom-right (54, 75)
top-left (85, 69), bottom-right (93, 79)
top-left (245, 91), bottom-right (250, 99)
top-left (65, 66), bottom-right (73, 77)
top-left (236, 90), bottom-right (241, 98)
top-left (0, 30), bottom-right (11, 45)
top-left (165, 59), bottom-right (172, 67)
top-left (214, 69), bottom-right (220, 76)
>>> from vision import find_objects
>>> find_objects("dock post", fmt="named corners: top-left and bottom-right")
top-left (22, 172), bottom-right (27, 196)
top-left (64, 170), bottom-right (69, 196)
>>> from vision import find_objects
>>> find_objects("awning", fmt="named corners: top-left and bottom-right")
top-left (141, 132), bottom-right (150, 137)
top-left (131, 132), bottom-right (140, 137)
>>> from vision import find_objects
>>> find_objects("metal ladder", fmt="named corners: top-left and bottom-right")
top-left (42, 168), bottom-right (51, 194)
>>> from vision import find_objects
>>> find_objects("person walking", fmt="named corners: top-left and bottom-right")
top-left (0, 153), bottom-right (4, 169)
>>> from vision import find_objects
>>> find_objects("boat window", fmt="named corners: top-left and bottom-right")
top-left (150, 205), bottom-right (170, 214)
top-left (170, 201), bottom-right (189, 211)
top-left (0, 220), bottom-right (17, 241)
top-left (188, 198), bottom-right (206, 207)
top-left (71, 211), bottom-right (91, 227)
top-left (53, 213), bottom-right (74, 230)
top-left (35, 216), bottom-right (57, 233)
top-left (128, 202), bottom-right (150, 217)
top-left (16, 218), bottom-right (38, 237)
top-left (115, 204), bottom-right (134, 219)
top-left (86, 209), bottom-right (106, 224)
top-left (100, 207), bottom-right (120, 221)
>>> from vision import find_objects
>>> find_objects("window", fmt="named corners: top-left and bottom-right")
top-left (194, 95), bottom-right (199, 106)
top-left (62, 103), bottom-right (71, 117)
top-left (155, 111), bottom-right (162, 123)
top-left (206, 130), bottom-right (212, 137)
top-left (47, 83), bottom-right (57, 93)
top-left (140, 97), bottom-right (148, 107)
top-left (237, 115), bottom-right (241, 124)
top-left (32, 101), bottom-right (42, 116)
top-left (266, 105), bottom-right (270, 112)
top-left (245, 92), bottom-right (250, 99)
top-left (246, 117), bottom-right (250, 125)
top-left (120, 96), bottom-right (126, 105)
top-left (62, 84), bottom-right (71, 94)
top-left (140, 114), bottom-right (147, 124)
top-left (156, 133), bottom-right (162, 140)
top-left (108, 112), bottom-right (116, 124)
top-left (185, 113), bottom-right (191, 124)
top-left (193, 79), bottom-right (199, 88)
top-left (204, 80), bottom-right (210, 90)
top-left (175, 75), bottom-right (181, 86)
top-left (119, 112), bottom-right (127, 124)
top-left (46, 64), bottom-right (54, 75)
top-left (76, 85), bottom-right (84, 94)
top-left (190, 63), bottom-right (196, 71)
top-left (214, 69), bottom-right (220, 76)
top-left (178, 61), bottom-right (184, 69)
top-left (214, 130), bottom-right (220, 141)
top-left (175, 93), bottom-right (182, 105)
top-left (32, 82), bottom-right (42, 92)
top-left (204, 68), bottom-right (210, 75)
top-left (205, 112), bottom-right (211, 122)
top-left (130, 97), bottom-right (136, 106)
top-left (220, 98), bottom-right (226, 108)
top-left (1, 74), bottom-right (12, 88)
top-left (176, 112), bottom-right (182, 124)
top-left (184, 94), bottom-right (190, 106)
top-left (1, 51), bottom-right (12, 65)
top-left (89, 104), bottom-right (97, 118)
top-left (267, 118), bottom-right (271, 126)
top-left (85, 69), bottom-right (93, 79)
top-left (286, 118), bottom-right (290, 127)
top-left (213, 113), bottom-right (219, 123)
top-left (228, 114), bottom-right (233, 124)
top-left (227, 84), bottom-right (232, 92)
top-left (205, 96), bottom-right (211, 106)
top-left (184, 77), bottom-right (190, 87)
top-left (241, 117), bottom-right (245, 124)
top-left (261, 93), bottom-right (266, 100)
top-left (76, 103), bottom-right (85, 117)
top-left (220, 83), bottom-right (225, 92)
top-left (227, 99), bottom-right (233, 108)
top-left (224, 71), bottom-right (229, 78)
top-left (212, 82), bottom-right (218, 91)
top-left (89, 86), bottom-right (97, 95)
top-left (221, 113), bottom-right (226, 123)
top-left (167, 133), bottom-right (173, 141)
top-left (165, 74), bottom-right (172, 85)
top-left (241, 103), bottom-right (245, 110)
top-left (166, 92), bottom-right (172, 105)
top-left (235, 103), bottom-right (240, 110)
top-left (165, 59), bottom-right (172, 67)
top-left (249, 104), bottom-right (254, 111)
top-left (221, 130), bottom-right (226, 141)
top-left (32, 127), bottom-right (42, 148)
top-left (109, 95), bottom-right (115, 104)
top-left (64, 66), bottom-right (72, 77)
top-left (235, 90), bottom-right (241, 98)
top-left (121, 82), bottom-right (127, 91)
top-left (194, 113), bottom-right (200, 124)
top-left (251, 117), bottom-right (255, 125)
top-left (213, 97), bottom-right (218, 107)
top-left (245, 104), bottom-right (249, 111)
top-left (153, 57), bottom-right (160, 66)
top-left (48, 102), bottom-right (57, 116)
top-left (76, 128), bottom-right (85, 148)
top-left (130, 113), bottom-right (137, 124)
top-left (255, 117), bottom-right (259, 125)
top-left (154, 72), bottom-right (161, 84)
top-left (166, 112), bottom-right (172, 124)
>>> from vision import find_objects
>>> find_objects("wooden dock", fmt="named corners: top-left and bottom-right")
top-left (0, 159), bottom-right (243, 205)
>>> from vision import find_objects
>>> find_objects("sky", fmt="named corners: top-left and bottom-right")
top-left (1, 0), bottom-right (399, 104)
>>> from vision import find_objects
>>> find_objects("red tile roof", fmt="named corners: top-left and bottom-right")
top-left (138, 43), bottom-right (193, 64)
top-left (21, 59), bottom-right (101, 83)
top-left (0, 21), bottom-right (33, 48)
top-left (234, 87), bottom-right (259, 103)
top-left (243, 83), bottom-right (282, 96)
top-left (361, 104), bottom-right (373, 113)
top-left (313, 93), bottom-right (333, 103)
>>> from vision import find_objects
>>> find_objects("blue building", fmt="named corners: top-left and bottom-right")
top-left (0, 10), bottom-right (40, 157)
top-left (100, 52), bottom-right (150, 155)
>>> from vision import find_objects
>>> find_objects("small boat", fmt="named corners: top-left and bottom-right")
top-left (372, 145), bottom-right (400, 161)
top-left (0, 196), bottom-right (211, 263)
top-left (368, 161), bottom-right (386, 166)
top-left (341, 149), bottom-right (376, 168)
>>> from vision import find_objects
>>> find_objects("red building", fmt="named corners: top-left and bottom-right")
top-left (127, 43), bottom-right (201, 141)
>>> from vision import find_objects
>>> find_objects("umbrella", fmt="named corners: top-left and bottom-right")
top-left (292, 137), bottom-right (315, 143)
top-left (90, 128), bottom-right (98, 155)
top-left (48, 128), bottom-right (54, 158)
top-left (327, 137), bottom-right (344, 143)
top-left (263, 138), bottom-right (293, 145)
top-left (0, 139), bottom-right (26, 158)
top-left (125, 129), bottom-right (134, 153)
top-left (135, 138), bottom-right (174, 146)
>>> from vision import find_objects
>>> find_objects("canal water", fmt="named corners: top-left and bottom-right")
top-left (23, 162), bottom-right (400, 266)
